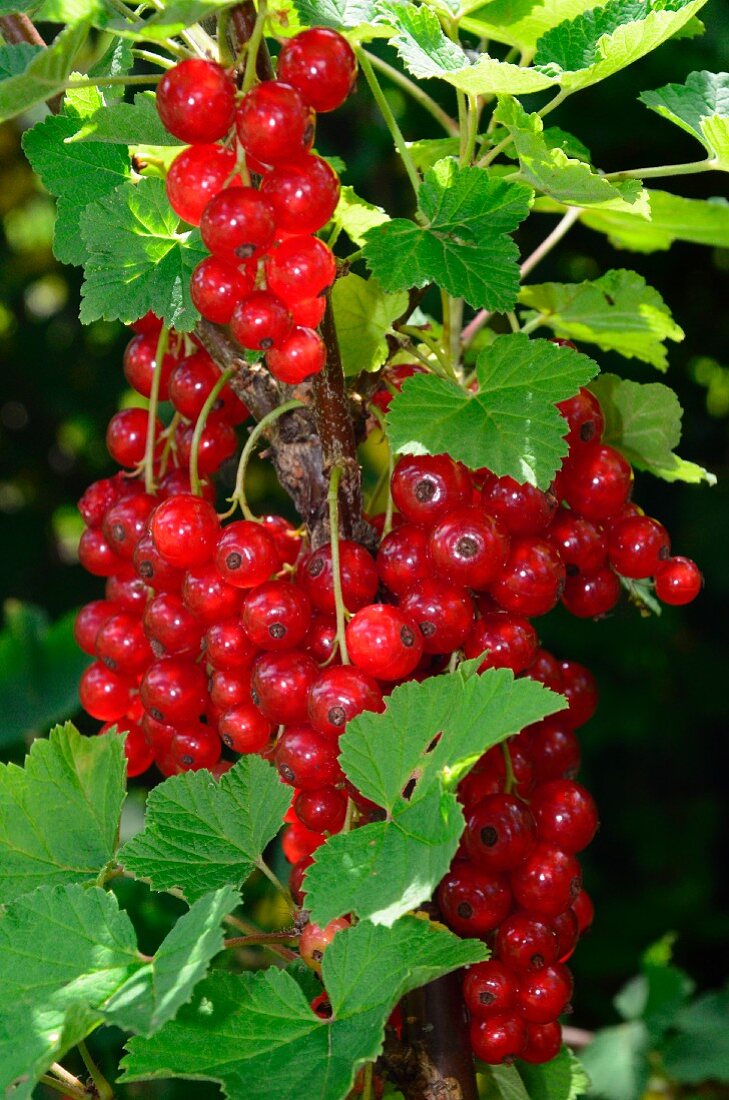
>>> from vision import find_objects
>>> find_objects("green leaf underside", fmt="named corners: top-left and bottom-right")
top-left (71, 90), bottom-right (186, 146)
top-left (305, 663), bottom-right (564, 924)
top-left (364, 160), bottom-right (533, 312)
top-left (108, 0), bottom-right (239, 40)
top-left (79, 176), bottom-right (207, 331)
top-left (122, 917), bottom-right (487, 1100)
top-left (0, 42), bottom-right (42, 80)
top-left (639, 70), bottom-right (729, 169)
top-left (494, 98), bottom-right (648, 213)
top-left (332, 273), bottom-right (408, 376)
top-left (444, 56), bottom-right (557, 96)
top-left (662, 988), bottom-right (729, 1083)
top-left (387, 333), bottom-right (598, 488)
top-left (22, 101), bottom-right (131, 267)
top-left (0, 722), bottom-right (125, 904)
top-left (459, 0), bottom-right (610, 50)
top-left (0, 19), bottom-right (91, 122)
top-left (517, 1047), bottom-right (591, 1099)
top-left (0, 883), bottom-right (234, 1097)
top-left (375, 0), bottom-right (468, 78)
top-left (292, 0), bottom-right (377, 28)
top-left (330, 185), bottom-right (390, 245)
top-left (578, 1022), bottom-right (650, 1100)
top-left (120, 755), bottom-right (291, 901)
top-left (590, 373), bottom-right (716, 485)
top-left (519, 269), bottom-right (683, 369)
top-left (534, 0), bottom-right (709, 92)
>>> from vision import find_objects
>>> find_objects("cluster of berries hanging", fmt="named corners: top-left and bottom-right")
top-left (157, 28), bottom-right (356, 383)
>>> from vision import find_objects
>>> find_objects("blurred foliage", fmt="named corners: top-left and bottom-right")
top-left (0, 5), bottom-right (727, 1079)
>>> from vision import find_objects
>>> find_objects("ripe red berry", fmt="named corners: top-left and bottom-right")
top-left (102, 494), bottom-right (155, 561)
top-left (294, 785), bottom-right (348, 834)
top-left (170, 349), bottom-right (248, 424)
top-left (266, 326), bottom-right (326, 383)
top-left (150, 494), bottom-right (220, 569)
top-left (277, 28), bottom-right (357, 112)
top-left (166, 144), bottom-right (238, 226)
top-left (204, 619), bottom-right (257, 670)
top-left (231, 291), bottom-right (293, 352)
top-left (78, 477), bottom-right (120, 528)
top-left (96, 611), bottom-right (152, 674)
top-left (437, 862), bottom-right (512, 937)
top-left (346, 604), bottom-right (424, 681)
top-left (299, 917), bottom-right (349, 973)
top-left (468, 1014), bottom-right (527, 1064)
top-left (307, 665), bottom-right (384, 739)
top-left (511, 844), bottom-right (582, 917)
top-left (209, 668), bottom-right (252, 712)
top-left (463, 961), bottom-right (518, 1018)
top-left (429, 506), bottom-right (509, 590)
top-left (131, 311), bottom-right (162, 337)
top-left (391, 455), bottom-right (471, 526)
top-left (516, 963), bottom-right (573, 1024)
top-left (491, 537), bottom-right (566, 617)
top-left (276, 725), bottom-right (341, 789)
top-left (236, 81), bottom-right (315, 165)
top-left (156, 59), bottom-right (235, 144)
top-left (100, 718), bottom-right (154, 778)
top-left (218, 703), bottom-right (273, 754)
top-left (481, 475), bottom-right (557, 536)
top-left (201, 186), bottom-right (277, 263)
top-left (265, 236), bottom-right (336, 305)
top-left (464, 612), bottom-right (537, 674)
top-left (531, 780), bottom-right (598, 853)
top-left (182, 563), bottom-right (241, 623)
top-left (170, 723), bottom-right (222, 772)
top-left (133, 534), bottom-right (184, 592)
top-left (79, 661), bottom-right (134, 721)
top-left (123, 333), bottom-right (176, 400)
top-left (400, 577), bottom-right (474, 654)
top-left (572, 889), bottom-right (595, 934)
top-left (552, 907), bottom-right (579, 962)
top-left (495, 911), bottom-right (559, 973)
top-left (215, 520), bottom-right (280, 589)
top-left (282, 820), bottom-right (326, 862)
top-left (562, 567), bottom-right (621, 618)
top-left (74, 600), bottom-right (115, 655)
top-left (143, 592), bottom-right (203, 657)
top-left (377, 524), bottom-right (430, 597)
top-left (464, 794), bottom-right (537, 871)
top-left (290, 296), bottom-right (326, 328)
top-left (562, 443), bottom-right (633, 522)
top-left (546, 508), bottom-right (607, 576)
top-left (190, 255), bottom-right (254, 325)
top-left (251, 650), bottom-right (319, 725)
top-left (242, 580), bottom-right (311, 650)
top-left (557, 387), bottom-right (605, 448)
top-left (105, 573), bottom-right (149, 614)
top-left (654, 556), bottom-right (703, 605)
top-left (607, 514), bottom-right (670, 579)
top-left (560, 660), bottom-right (598, 727)
top-left (260, 154), bottom-right (340, 234)
top-left (521, 1021), bottom-right (563, 1064)
top-left (78, 528), bottom-right (124, 577)
top-left (106, 408), bottom-right (159, 468)
top-left (526, 649), bottom-right (564, 693)
top-left (306, 613), bottom-right (337, 664)
top-left (524, 717), bottom-right (581, 783)
top-left (176, 415), bottom-right (237, 476)
top-left (302, 541), bottom-right (378, 614)
top-left (140, 656), bottom-right (208, 726)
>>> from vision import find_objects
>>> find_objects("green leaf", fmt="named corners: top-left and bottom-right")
top-left (71, 90), bottom-right (186, 146)
top-left (305, 663), bottom-right (563, 924)
top-left (79, 177), bottom-right (207, 331)
top-left (0, 601), bottom-right (91, 747)
top-left (517, 1047), bottom-right (591, 1099)
top-left (86, 34), bottom-right (134, 100)
top-left (291, 0), bottom-right (377, 29)
top-left (407, 136), bottom-right (460, 172)
top-left (578, 1022), bottom-right (650, 1100)
top-left (364, 160), bottom-right (533, 312)
top-left (0, 722), bottom-right (125, 903)
top-left (104, 886), bottom-right (238, 1037)
top-left (519, 269), bottom-right (683, 370)
top-left (22, 105), bottom-right (130, 266)
top-left (387, 333), bottom-right (598, 488)
top-left (614, 964), bottom-right (694, 1039)
top-left (460, 0), bottom-right (608, 51)
top-left (444, 55), bottom-right (557, 96)
top-left (331, 186), bottom-right (390, 246)
top-left (110, 0), bottom-right (238, 40)
top-left (534, 0), bottom-right (709, 93)
top-left (639, 70), bottom-right (729, 169)
top-left (493, 98), bottom-right (648, 214)
top-left (332, 273), bottom-right (408, 376)
top-left (120, 755), bottom-right (291, 901)
top-left (662, 988), bottom-right (729, 1083)
top-left (375, 0), bottom-right (468, 78)
top-left (590, 373), bottom-right (716, 486)
top-left (0, 19), bottom-right (91, 123)
top-left (482, 1064), bottom-right (531, 1099)
top-left (122, 916), bottom-right (486, 1099)
top-left (0, 42), bottom-right (41, 79)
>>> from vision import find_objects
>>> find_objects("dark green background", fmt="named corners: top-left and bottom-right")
top-left (0, 7), bottom-right (727, 1051)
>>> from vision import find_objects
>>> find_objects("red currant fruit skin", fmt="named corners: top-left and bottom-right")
top-left (277, 28), bottom-right (357, 112)
top-left (251, 650), bottom-right (319, 725)
top-left (464, 794), bottom-right (537, 872)
top-left (166, 144), bottom-right (239, 227)
top-left (79, 661), bottom-right (134, 721)
top-left (156, 59), bottom-right (235, 144)
top-left (170, 349), bottom-right (249, 424)
top-left (429, 506), bottom-right (510, 590)
top-left (150, 494), bottom-right (220, 569)
top-left (464, 612), bottom-right (537, 674)
top-left (201, 186), bottom-right (277, 263)
top-left (481, 475), bottom-right (557, 536)
top-left (521, 1021), bottom-right (563, 1065)
top-left (275, 725), bottom-right (341, 789)
top-left (516, 963), bottom-right (573, 1024)
top-left (175, 412), bottom-right (236, 474)
top-left (78, 477), bottom-right (120, 528)
top-left (100, 718), bottom-right (154, 778)
top-left (526, 649), bottom-right (564, 693)
top-left (74, 600), bottom-right (115, 655)
top-left (133, 534), bottom-right (184, 593)
top-left (204, 619), bottom-right (257, 671)
top-left (123, 333), bottom-right (176, 400)
top-left (236, 81), bottom-right (316, 166)
top-left (106, 408), bottom-right (159, 468)
top-left (511, 844), bottom-right (582, 918)
top-left (459, 742), bottom-right (534, 806)
top-left (400, 577), bottom-right (474, 654)
top-left (96, 612), bottom-right (152, 674)
top-left (562, 567), bottom-right (621, 618)
top-left (242, 580), bottom-right (311, 651)
top-left (182, 563), bottom-right (241, 623)
top-left (289, 855), bottom-right (314, 903)
top-left (560, 660), bottom-right (598, 728)
top-left (495, 912), bottom-right (560, 973)
top-left (546, 508), bottom-right (607, 576)
top-left (346, 604), bottom-right (424, 681)
top-left (654, 556), bottom-right (703, 606)
top-left (265, 236), bottom-right (336, 305)
top-left (463, 961), bottom-right (518, 1018)
top-left (523, 717), bottom-right (581, 783)
top-left (572, 888), bottom-right (595, 934)
top-left (607, 514), bottom-right (670, 578)
top-left (159, 468), bottom-right (216, 503)
top-left (143, 593), bottom-right (203, 658)
top-left (170, 723), bottom-right (222, 772)
top-left (299, 917), bottom-right (349, 973)
top-left (219, 703), bottom-right (273, 753)
top-left (306, 613), bottom-right (337, 664)
top-left (562, 443), bottom-right (633, 522)
top-left (290, 296), bottom-right (326, 328)
top-left (490, 536), bottom-right (566, 617)
top-left (190, 256), bottom-right (255, 325)
top-left (552, 907), bottom-right (579, 962)
top-left (295, 785), bottom-right (348, 833)
top-left (209, 668), bottom-right (252, 712)
top-left (231, 291), bottom-right (293, 352)
top-left (78, 528), bottom-right (124, 577)
top-left (557, 387), bottom-right (605, 448)
top-left (437, 862), bottom-right (512, 937)
top-left (371, 363), bottom-right (425, 415)
top-left (376, 524), bottom-right (431, 597)
top-left (266, 326), bottom-right (326, 383)
top-left (307, 665), bottom-right (384, 739)
top-left (131, 311), bottom-right (162, 337)
top-left (302, 541), bottom-right (378, 614)
top-left (391, 455), bottom-right (471, 527)
top-left (105, 573), bottom-right (149, 614)
top-left (215, 520), bottom-right (281, 589)
top-left (140, 656), bottom-right (208, 726)
top-left (282, 819), bottom-right (326, 862)
top-left (468, 1014), bottom-right (527, 1064)
top-left (102, 494), bottom-right (155, 561)
top-left (260, 154), bottom-right (340, 234)
top-left (531, 780), bottom-right (599, 853)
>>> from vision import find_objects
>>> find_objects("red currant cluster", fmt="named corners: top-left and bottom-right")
top-left (157, 28), bottom-right (356, 383)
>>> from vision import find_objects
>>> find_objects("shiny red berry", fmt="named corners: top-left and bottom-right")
top-left (150, 494), bottom-right (220, 569)
top-left (106, 408), bottom-right (159, 468)
top-left (215, 520), bottom-right (281, 589)
top-left (464, 612), bottom-right (537, 674)
top-left (201, 186), bottom-right (276, 263)
top-left (511, 844), bottom-right (582, 917)
top-left (265, 236), bottom-right (336, 305)
top-left (302, 541), bottom-right (378, 615)
top-left (524, 717), bottom-right (581, 783)
top-left (102, 493), bottom-right (155, 561)
top-left (464, 794), bottom-right (537, 871)
top-left (275, 725), bottom-right (341, 789)
top-left (391, 455), bottom-right (470, 526)
top-left (531, 780), bottom-right (599, 853)
top-left (468, 1014), bottom-right (527, 1064)
top-left (260, 153), bottom-right (340, 234)
top-left (190, 255), bottom-right (254, 325)
top-left (481, 475), bottom-right (557, 536)
top-left (521, 1021), bottom-right (563, 1064)
top-left (143, 592), bottom-right (203, 657)
top-left (495, 911), bottom-right (559, 973)
top-left (562, 567), bottom-right (621, 618)
top-left (346, 604), bottom-right (423, 681)
top-left (376, 524), bottom-right (431, 597)
top-left (654, 556), bottom-right (703, 605)
top-left (557, 387), bottom-right (605, 448)
top-left (182, 563), bottom-right (241, 623)
top-left (429, 506), bottom-right (509, 590)
top-left (266, 326), bottom-right (326, 383)
top-left (607, 514), bottom-right (670, 578)
top-left (277, 28), bottom-right (357, 112)
top-left (96, 611), bottom-right (152, 674)
top-left (242, 580), bottom-right (311, 651)
top-left (156, 59), bottom-right (235, 144)
top-left (491, 537), bottom-right (566, 617)
top-left (231, 291), bottom-right (293, 351)
top-left (295, 785), bottom-right (348, 833)
top-left (307, 665), bottom-right (384, 739)
top-left (400, 577), bottom-right (474, 654)
top-left (251, 650), bottom-right (318, 725)
top-left (166, 144), bottom-right (238, 226)
top-left (236, 81), bottom-right (315, 165)
top-left (546, 509), bottom-right (607, 576)
top-left (74, 600), bottom-right (115, 655)
top-left (133, 534), bottom-right (184, 592)
top-left (123, 333), bottom-right (176, 400)
top-left (437, 862), bottom-right (512, 937)
top-left (79, 661), bottom-right (134, 721)
top-left (170, 722), bottom-right (222, 772)
top-left (562, 443), bottom-right (633, 522)
top-left (140, 656), bottom-right (208, 725)
top-left (463, 960), bottom-right (518, 1018)
top-left (218, 704), bottom-right (273, 754)
top-left (516, 963), bottom-right (573, 1024)
top-left (560, 660), bottom-right (598, 727)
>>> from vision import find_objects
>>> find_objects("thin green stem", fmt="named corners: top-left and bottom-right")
top-left (356, 47), bottom-right (422, 199)
top-left (362, 1062), bottom-right (375, 1100)
top-left (328, 463), bottom-right (350, 665)
top-left (520, 313), bottom-right (544, 335)
top-left (217, 7), bottom-right (234, 66)
top-left (41, 1075), bottom-right (91, 1100)
top-left (506, 310), bottom-right (520, 333)
top-left (462, 94), bottom-right (480, 166)
top-left (363, 50), bottom-right (458, 136)
top-left (603, 158), bottom-right (716, 181)
top-left (224, 932), bottom-right (298, 949)
top-left (225, 398), bottom-right (305, 520)
top-left (456, 85), bottom-right (468, 163)
top-left (368, 405), bottom-right (394, 536)
top-left (256, 858), bottom-right (295, 912)
top-left (189, 366), bottom-right (236, 497)
top-left (131, 48), bottom-right (177, 68)
top-left (66, 73), bottom-right (161, 88)
top-left (242, 0), bottom-right (268, 93)
top-left (144, 325), bottom-right (169, 494)
top-left (224, 912), bottom-right (295, 962)
top-left (501, 740), bottom-right (516, 795)
top-left (77, 1040), bottom-right (113, 1100)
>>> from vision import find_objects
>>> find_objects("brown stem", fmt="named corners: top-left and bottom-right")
top-left (391, 974), bottom-right (479, 1100)
top-left (1, 14), bottom-right (63, 114)
top-left (228, 1), bottom-right (275, 81)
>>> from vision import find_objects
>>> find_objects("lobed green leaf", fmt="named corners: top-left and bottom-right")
top-left (639, 70), bottom-right (729, 170)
